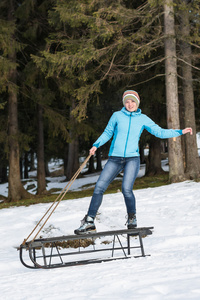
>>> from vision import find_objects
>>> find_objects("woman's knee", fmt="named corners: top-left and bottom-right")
top-left (122, 186), bottom-right (133, 197)
top-left (94, 181), bottom-right (107, 194)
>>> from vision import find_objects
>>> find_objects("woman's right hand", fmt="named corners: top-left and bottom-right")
top-left (89, 146), bottom-right (97, 156)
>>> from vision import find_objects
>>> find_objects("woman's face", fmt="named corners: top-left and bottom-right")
top-left (124, 99), bottom-right (137, 112)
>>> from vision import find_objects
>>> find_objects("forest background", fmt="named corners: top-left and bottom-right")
top-left (0, 0), bottom-right (200, 202)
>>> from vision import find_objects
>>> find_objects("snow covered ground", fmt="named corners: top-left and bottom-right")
top-left (1, 177), bottom-right (200, 299)
top-left (0, 133), bottom-right (200, 300)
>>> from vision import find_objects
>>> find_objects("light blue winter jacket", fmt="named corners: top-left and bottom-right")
top-left (93, 107), bottom-right (183, 157)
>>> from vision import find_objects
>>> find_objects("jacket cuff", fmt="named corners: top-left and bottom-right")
top-left (93, 142), bottom-right (99, 148)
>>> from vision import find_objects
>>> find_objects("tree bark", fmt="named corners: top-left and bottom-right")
top-left (65, 137), bottom-right (79, 180)
top-left (179, 2), bottom-right (200, 179)
top-left (65, 99), bottom-right (79, 180)
top-left (7, 0), bottom-right (31, 201)
top-left (145, 136), bottom-right (164, 176)
top-left (164, 0), bottom-right (185, 182)
top-left (88, 155), bottom-right (95, 173)
top-left (96, 148), bottom-right (102, 171)
top-left (64, 143), bottom-right (68, 176)
top-left (29, 150), bottom-right (36, 171)
top-left (37, 104), bottom-right (47, 194)
top-left (7, 69), bottom-right (31, 201)
top-left (0, 161), bottom-right (8, 183)
top-left (24, 152), bottom-right (29, 179)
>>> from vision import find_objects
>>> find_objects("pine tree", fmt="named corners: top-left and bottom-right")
top-left (163, 0), bottom-right (185, 182)
top-left (16, 0), bottom-right (72, 193)
top-left (177, 0), bottom-right (200, 179)
top-left (0, 16), bottom-right (13, 183)
top-left (0, 0), bottom-right (31, 201)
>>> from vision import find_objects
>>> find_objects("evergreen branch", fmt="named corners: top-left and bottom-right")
top-left (128, 73), bottom-right (165, 87)
top-left (177, 73), bottom-right (200, 83)
top-left (101, 51), bottom-right (117, 80)
top-left (177, 57), bottom-right (200, 71)
top-left (113, 56), bottom-right (166, 69)
top-left (43, 107), bottom-right (70, 141)
top-left (135, 35), bottom-right (165, 52)
top-left (189, 42), bottom-right (200, 50)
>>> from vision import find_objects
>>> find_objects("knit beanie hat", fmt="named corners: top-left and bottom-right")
top-left (122, 90), bottom-right (140, 108)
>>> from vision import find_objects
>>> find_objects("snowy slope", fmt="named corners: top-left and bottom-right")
top-left (0, 180), bottom-right (200, 300)
top-left (0, 133), bottom-right (200, 299)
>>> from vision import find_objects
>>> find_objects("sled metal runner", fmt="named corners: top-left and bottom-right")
top-left (19, 227), bottom-right (153, 269)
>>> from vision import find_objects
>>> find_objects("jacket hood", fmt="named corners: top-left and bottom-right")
top-left (121, 107), bottom-right (141, 116)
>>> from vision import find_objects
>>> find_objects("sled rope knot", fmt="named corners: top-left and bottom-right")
top-left (22, 154), bottom-right (92, 246)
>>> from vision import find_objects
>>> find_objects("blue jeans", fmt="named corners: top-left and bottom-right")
top-left (87, 156), bottom-right (140, 218)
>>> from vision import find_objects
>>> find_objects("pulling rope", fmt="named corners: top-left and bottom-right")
top-left (22, 154), bottom-right (92, 246)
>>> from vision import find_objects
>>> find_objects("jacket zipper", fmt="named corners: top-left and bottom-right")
top-left (124, 112), bottom-right (132, 157)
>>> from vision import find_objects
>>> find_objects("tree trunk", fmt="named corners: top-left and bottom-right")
top-left (45, 160), bottom-right (50, 177)
top-left (96, 148), bottom-right (102, 171)
top-left (7, 71), bottom-right (31, 201)
top-left (164, 0), bottom-right (185, 182)
top-left (24, 152), bottom-right (29, 179)
top-left (178, 93), bottom-right (186, 168)
top-left (0, 153), bottom-right (8, 183)
top-left (88, 155), bottom-right (95, 173)
top-left (65, 137), bottom-right (79, 180)
top-left (139, 145), bottom-right (145, 164)
top-left (64, 143), bottom-right (68, 176)
top-left (37, 104), bottom-right (47, 194)
top-left (0, 163), bottom-right (8, 184)
top-left (65, 99), bottom-right (80, 180)
top-left (179, 2), bottom-right (200, 179)
top-left (29, 150), bottom-right (36, 171)
top-left (7, 0), bottom-right (30, 201)
top-left (145, 136), bottom-right (164, 176)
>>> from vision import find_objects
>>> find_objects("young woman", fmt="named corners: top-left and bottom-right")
top-left (74, 90), bottom-right (192, 234)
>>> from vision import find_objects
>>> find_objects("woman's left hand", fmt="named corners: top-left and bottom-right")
top-left (182, 127), bottom-right (193, 135)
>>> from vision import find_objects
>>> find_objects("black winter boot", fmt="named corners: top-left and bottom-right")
top-left (74, 215), bottom-right (96, 235)
top-left (127, 213), bottom-right (137, 229)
